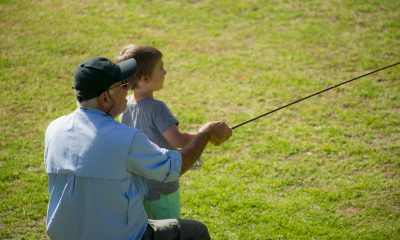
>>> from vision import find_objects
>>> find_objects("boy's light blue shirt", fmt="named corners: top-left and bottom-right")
top-left (44, 108), bottom-right (182, 240)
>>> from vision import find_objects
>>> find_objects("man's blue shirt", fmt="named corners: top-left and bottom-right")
top-left (44, 108), bottom-right (182, 240)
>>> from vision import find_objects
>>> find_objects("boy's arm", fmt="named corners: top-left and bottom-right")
top-left (163, 125), bottom-right (197, 148)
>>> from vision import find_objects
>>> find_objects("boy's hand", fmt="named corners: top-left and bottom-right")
top-left (199, 121), bottom-right (232, 145)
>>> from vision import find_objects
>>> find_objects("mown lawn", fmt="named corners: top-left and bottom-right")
top-left (1, 0), bottom-right (399, 239)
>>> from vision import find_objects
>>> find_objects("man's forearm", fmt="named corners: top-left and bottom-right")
top-left (180, 131), bottom-right (210, 175)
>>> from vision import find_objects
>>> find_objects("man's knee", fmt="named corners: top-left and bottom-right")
top-left (178, 219), bottom-right (210, 240)
top-left (144, 219), bottom-right (180, 240)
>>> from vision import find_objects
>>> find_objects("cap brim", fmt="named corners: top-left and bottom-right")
top-left (117, 58), bottom-right (137, 80)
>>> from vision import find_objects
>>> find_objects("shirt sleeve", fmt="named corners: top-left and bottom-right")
top-left (127, 130), bottom-right (182, 182)
top-left (152, 101), bottom-right (179, 135)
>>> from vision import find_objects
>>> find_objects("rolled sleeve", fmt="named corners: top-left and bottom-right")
top-left (127, 130), bottom-right (182, 182)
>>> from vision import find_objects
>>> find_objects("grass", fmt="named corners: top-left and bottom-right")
top-left (1, 0), bottom-right (399, 239)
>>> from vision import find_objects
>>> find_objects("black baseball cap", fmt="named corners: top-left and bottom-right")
top-left (73, 57), bottom-right (137, 102)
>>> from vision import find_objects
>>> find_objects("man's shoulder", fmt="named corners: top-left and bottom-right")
top-left (46, 112), bottom-right (74, 130)
top-left (53, 111), bottom-right (75, 121)
top-left (110, 117), bottom-right (139, 135)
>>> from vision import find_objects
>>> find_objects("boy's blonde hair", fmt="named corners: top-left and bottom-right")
top-left (117, 44), bottom-right (163, 89)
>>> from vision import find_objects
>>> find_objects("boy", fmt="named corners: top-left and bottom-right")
top-left (117, 45), bottom-right (200, 219)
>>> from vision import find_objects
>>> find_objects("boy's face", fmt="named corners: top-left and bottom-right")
top-left (147, 59), bottom-right (166, 91)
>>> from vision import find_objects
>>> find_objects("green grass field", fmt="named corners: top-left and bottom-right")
top-left (1, 0), bottom-right (399, 239)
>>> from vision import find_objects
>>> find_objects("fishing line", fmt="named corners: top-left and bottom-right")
top-left (232, 61), bottom-right (400, 130)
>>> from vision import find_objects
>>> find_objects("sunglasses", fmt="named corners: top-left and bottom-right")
top-left (108, 80), bottom-right (129, 91)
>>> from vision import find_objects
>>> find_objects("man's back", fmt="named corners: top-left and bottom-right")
top-left (46, 174), bottom-right (146, 240)
top-left (45, 108), bottom-right (172, 239)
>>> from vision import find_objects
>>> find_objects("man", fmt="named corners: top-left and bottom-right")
top-left (44, 56), bottom-right (232, 240)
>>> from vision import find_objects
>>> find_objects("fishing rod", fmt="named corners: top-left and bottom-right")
top-left (232, 61), bottom-right (400, 130)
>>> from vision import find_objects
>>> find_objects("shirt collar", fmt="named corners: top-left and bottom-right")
top-left (78, 107), bottom-right (109, 117)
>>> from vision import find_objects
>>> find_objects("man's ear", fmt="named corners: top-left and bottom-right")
top-left (103, 92), bottom-right (108, 102)
top-left (98, 92), bottom-right (108, 105)
top-left (95, 92), bottom-right (110, 112)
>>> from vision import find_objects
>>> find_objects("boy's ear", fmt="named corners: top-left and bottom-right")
top-left (137, 75), bottom-right (150, 89)
top-left (140, 75), bottom-right (150, 83)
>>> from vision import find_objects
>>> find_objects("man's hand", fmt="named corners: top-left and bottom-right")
top-left (180, 121), bottom-right (232, 174)
top-left (198, 121), bottom-right (232, 146)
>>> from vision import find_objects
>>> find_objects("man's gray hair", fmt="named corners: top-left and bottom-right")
top-left (75, 88), bottom-right (119, 108)
top-left (76, 95), bottom-right (99, 109)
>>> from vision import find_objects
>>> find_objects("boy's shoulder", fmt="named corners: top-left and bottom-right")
top-left (125, 98), bottom-right (170, 114)
top-left (152, 99), bottom-right (168, 107)
top-left (135, 98), bottom-right (168, 108)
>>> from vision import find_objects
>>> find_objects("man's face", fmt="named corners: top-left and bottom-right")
top-left (107, 80), bottom-right (129, 117)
